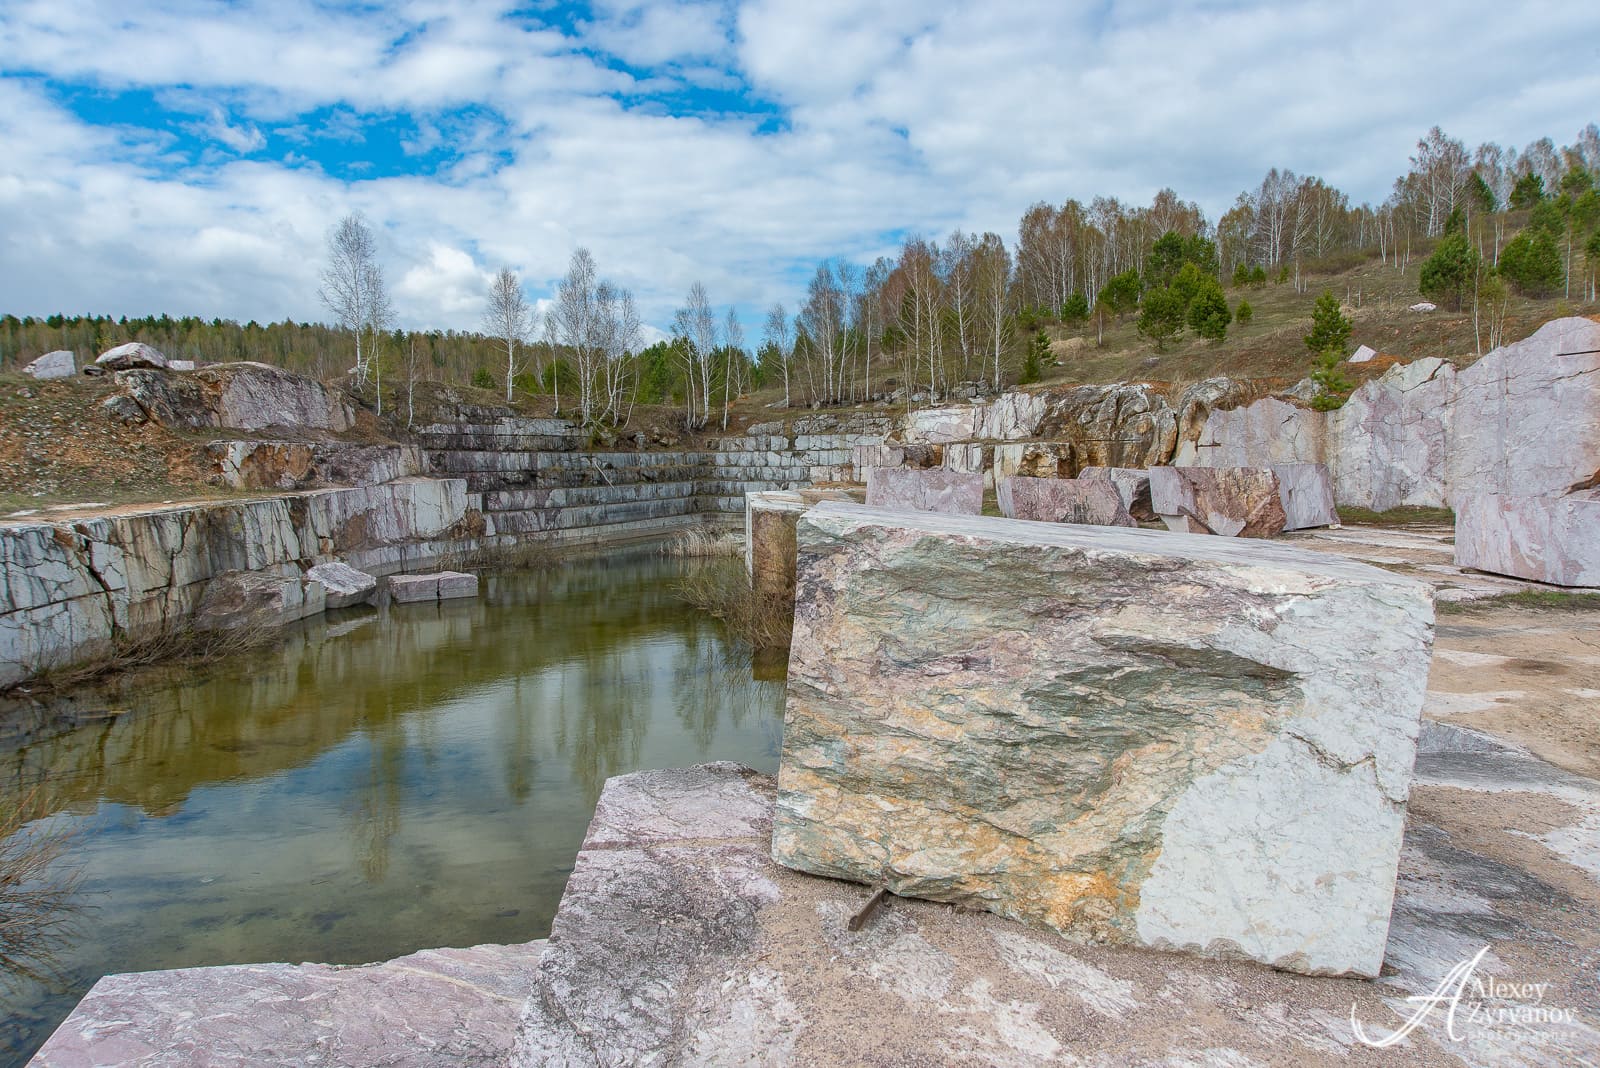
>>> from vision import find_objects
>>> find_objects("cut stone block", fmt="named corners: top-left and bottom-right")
top-left (22, 349), bottom-right (75, 379)
top-left (997, 476), bottom-right (1134, 526)
top-left (773, 502), bottom-right (1435, 977)
top-left (1273, 463), bottom-right (1340, 530)
top-left (864, 467), bottom-right (982, 515)
top-left (1077, 466), bottom-right (1156, 522)
top-left (1149, 466), bottom-right (1287, 537)
top-left (389, 571), bottom-right (479, 603)
top-left (744, 490), bottom-right (807, 600)
top-left (307, 561), bottom-right (378, 609)
top-left (1454, 493), bottom-right (1600, 587)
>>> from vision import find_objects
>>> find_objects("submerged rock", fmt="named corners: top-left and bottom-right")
top-left (772, 503), bottom-right (1435, 977)
top-left (389, 570), bottom-right (479, 603)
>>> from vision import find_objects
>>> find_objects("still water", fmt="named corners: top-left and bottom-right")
top-left (0, 552), bottom-right (785, 1066)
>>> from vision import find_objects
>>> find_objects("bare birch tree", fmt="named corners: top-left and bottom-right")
top-left (319, 212), bottom-right (381, 386)
top-left (762, 303), bottom-right (791, 408)
top-left (673, 282), bottom-right (717, 429)
top-left (483, 267), bottom-right (531, 404)
top-left (721, 308), bottom-right (744, 431)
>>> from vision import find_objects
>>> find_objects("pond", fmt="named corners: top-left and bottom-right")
top-left (0, 551), bottom-right (785, 1067)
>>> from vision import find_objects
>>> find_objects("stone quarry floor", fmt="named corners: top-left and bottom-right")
top-left (30, 529), bottom-right (1600, 1067)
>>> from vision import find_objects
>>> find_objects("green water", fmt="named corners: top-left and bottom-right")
top-left (0, 552), bottom-right (785, 1067)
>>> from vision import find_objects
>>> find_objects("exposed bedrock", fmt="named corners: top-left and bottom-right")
top-left (773, 503), bottom-right (1435, 977)
top-left (110, 362), bottom-right (356, 433)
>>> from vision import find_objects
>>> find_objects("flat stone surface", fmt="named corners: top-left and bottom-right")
top-left (436, 570), bottom-right (479, 600)
top-left (1149, 465), bottom-right (1288, 537)
top-left (996, 476), bottom-right (1133, 526)
top-left (864, 467), bottom-right (982, 515)
top-left (306, 561), bottom-right (378, 609)
top-left (31, 941), bottom-right (545, 1067)
top-left (1274, 463), bottom-right (1340, 530)
top-left (1454, 492), bottom-right (1600, 587)
top-left (513, 751), bottom-right (1599, 1065)
top-left (22, 350), bottom-right (74, 379)
top-left (1350, 344), bottom-right (1378, 363)
top-left (773, 502), bottom-right (1435, 977)
top-left (390, 571), bottom-right (478, 603)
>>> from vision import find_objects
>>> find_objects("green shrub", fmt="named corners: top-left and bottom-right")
top-left (470, 367), bottom-right (496, 390)
top-left (1235, 300), bottom-right (1253, 325)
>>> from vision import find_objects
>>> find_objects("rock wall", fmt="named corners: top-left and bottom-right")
top-left (1183, 318), bottom-right (1600, 509)
top-left (0, 479), bottom-right (477, 688)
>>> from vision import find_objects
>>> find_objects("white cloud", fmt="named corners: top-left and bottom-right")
top-left (0, 0), bottom-right (1597, 340)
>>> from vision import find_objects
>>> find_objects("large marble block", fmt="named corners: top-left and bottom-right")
top-left (1454, 493), bottom-right (1600, 587)
top-left (1149, 466), bottom-right (1287, 537)
top-left (1273, 463), bottom-right (1339, 530)
top-left (23, 349), bottom-right (75, 379)
top-left (773, 503), bottom-right (1435, 977)
top-left (745, 490), bottom-right (808, 602)
top-left (997, 477), bottom-right (1134, 526)
top-left (1077, 466), bottom-right (1156, 521)
top-left (865, 467), bottom-right (983, 515)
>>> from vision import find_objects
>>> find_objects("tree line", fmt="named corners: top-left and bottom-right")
top-left (5, 122), bottom-right (1597, 428)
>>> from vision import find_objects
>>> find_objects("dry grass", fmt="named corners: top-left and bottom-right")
top-left (0, 786), bottom-right (80, 990)
top-left (1337, 505), bottom-right (1456, 527)
top-left (661, 528), bottom-right (744, 558)
top-left (674, 558), bottom-right (794, 650)
top-left (1438, 589), bottom-right (1600, 616)
top-left (2, 624), bottom-right (272, 700)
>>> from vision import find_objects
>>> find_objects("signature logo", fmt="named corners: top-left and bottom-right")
top-left (1351, 946), bottom-right (1574, 1048)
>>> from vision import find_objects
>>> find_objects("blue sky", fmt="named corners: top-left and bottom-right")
top-left (1, 1), bottom-right (1597, 340)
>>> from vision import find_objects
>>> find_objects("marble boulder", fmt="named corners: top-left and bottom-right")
top-left (92, 342), bottom-right (168, 372)
top-left (1077, 466), bottom-right (1156, 522)
top-left (389, 571), bottom-right (479, 603)
top-left (773, 503), bottom-right (1435, 977)
top-left (1148, 466), bottom-right (1288, 537)
top-left (997, 476), bottom-right (1134, 526)
top-left (865, 467), bottom-right (983, 515)
top-left (307, 561), bottom-right (379, 609)
top-left (1453, 492), bottom-right (1600, 587)
top-left (22, 350), bottom-right (75, 379)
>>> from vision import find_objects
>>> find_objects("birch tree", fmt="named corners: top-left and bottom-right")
top-left (483, 267), bottom-right (531, 403)
top-left (672, 282), bottom-right (717, 429)
top-left (319, 212), bottom-right (381, 386)
top-left (762, 303), bottom-right (791, 408)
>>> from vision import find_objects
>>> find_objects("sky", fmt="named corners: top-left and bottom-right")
top-left (1, 1), bottom-right (1597, 342)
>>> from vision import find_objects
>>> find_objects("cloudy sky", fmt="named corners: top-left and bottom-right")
top-left (1, 1), bottom-right (1596, 339)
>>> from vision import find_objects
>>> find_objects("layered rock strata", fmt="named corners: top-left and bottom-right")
top-left (773, 503), bottom-right (1435, 977)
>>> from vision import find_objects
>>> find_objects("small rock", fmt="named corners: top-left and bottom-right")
top-left (1408, 302), bottom-right (1437, 313)
top-left (307, 562), bottom-right (378, 610)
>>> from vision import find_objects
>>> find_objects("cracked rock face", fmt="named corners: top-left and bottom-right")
top-left (865, 467), bottom-right (983, 515)
top-left (23, 350), bottom-right (75, 379)
top-left (997, 476), bottom-right (1134, 526)
top-left (1149, 466), bottom-right (1289, 537)
top-left (1454, 492), bottom-right (1600, 587)
top-left (773, 503), bottom-right (1435, 977)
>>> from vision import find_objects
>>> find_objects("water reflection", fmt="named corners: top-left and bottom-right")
top-left (0, 551), bottom-right (785, 1068)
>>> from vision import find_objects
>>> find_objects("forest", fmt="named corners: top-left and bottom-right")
top-left (4, 123), bottom-right (1598, 430)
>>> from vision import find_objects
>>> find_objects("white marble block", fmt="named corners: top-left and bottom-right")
top-left (1454, 493), bottom-right (1600, 587)
top-left (773, 503), bottom-right (1435, 977)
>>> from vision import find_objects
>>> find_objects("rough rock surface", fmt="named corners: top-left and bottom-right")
top-left (864, 467), bottom-right (982, 515)
top-left (1274, 463), bottom-right (1340, 530)
top-left (306, 561), bottom-right (378, 609)
top-left (1331, 357), bottom-right (1456, 510)
top-left (93, 342), bottom-right (168, 371)
top-left (997, 476), bottom-right (1134, 526)
top-left (1454, 492), bottom-right (1600, 587)
top-left (1177, 395), bottom-right (1327, 470)
top-left (30, 941), bottom-right (545, 1067)
top-left (22, 350), bottom-right (74, 379)
top-left (1149, 466), bottom-right (1289, 537)
top-left (773, 503), bottom-right (1435, 977)
top-left (1350, 344), bottom-right (1378, 364)
top-left (112, 363), bottom-right (355, 433)
top-left (194, 569), bottom-right (324, 630)
top-left (204, 441), bottom-right (425, 490)
top-left (1077, 465), bottom-right (1156, 521)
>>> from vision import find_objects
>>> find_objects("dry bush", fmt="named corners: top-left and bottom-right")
top-left (674, 558), bottom-right (793, 650)
top-left (0, 786), bottom-right (80, 989)
top-left (661, 528), bottom-right (744, 558)
top-left (7, 624), bottom-right (272, 699)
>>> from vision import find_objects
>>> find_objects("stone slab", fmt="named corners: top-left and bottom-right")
top-left (30, 941), bottom-right (545, 1067)
top-left (436, 571), bottom-right (479, 600)
top-left (1077, 466), bottom-right (1156, 521)
top-left (996, 476), bottom-right (1134, 526)
top-left (22, 350), bottom-right (74, 379)
top-left (1453, 492), bottom-right (1600, 587)
top-left (306, 561), bottom-right (378, 609)
top-left (1149, 465), bottom-right (1288, 537)
top-left (773, 502), bottom-right (1435, 977)
top-left (1273, 463), bottom-right (1340, 530)
top-left (743, 490), bottom-right (806, 602)
top-left (864, 467), bottom-right (982, 515)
